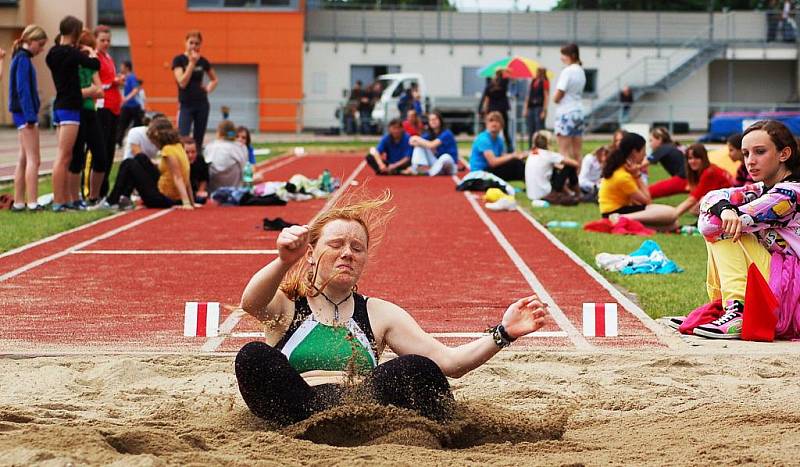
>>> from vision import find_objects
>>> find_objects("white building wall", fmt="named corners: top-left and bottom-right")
top-left (635, 67), bottom-right (709, 131)
top-left (709, 60), bottom-right (797, 104)
top-left (302, 40), bottom-right (784, 131)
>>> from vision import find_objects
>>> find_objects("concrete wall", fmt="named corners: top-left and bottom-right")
top-left (709, 59), bottom-right (797, 104)
top-left (635, 66), bottom-right (709, 131)
top-left (123, 0), bottom-right (304, 132)
top-left (302, 41), bottom-right (697, 129)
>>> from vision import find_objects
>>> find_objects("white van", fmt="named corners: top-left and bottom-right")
top-left (370, 73), bottom-right (427, 128)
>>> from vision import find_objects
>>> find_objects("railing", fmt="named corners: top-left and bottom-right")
top-left (305, 8), bottom-right (800, 48)
top-left (145, 96), bottom-right (800, 138)
top-left (586, 18), bottom-right (726, 131)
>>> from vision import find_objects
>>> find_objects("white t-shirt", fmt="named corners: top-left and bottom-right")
top-left (205, 139), bottom-right (249, 191)
top-left (525, 149), bottom-right (564, 200)
top-left (578, 153), bottom-right (603, 191)
top-left (123, 126), bottom-right (159, 160)
top-left (555, 63), bottom-right (586, 116)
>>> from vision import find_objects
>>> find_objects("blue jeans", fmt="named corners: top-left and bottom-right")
top-left (359, 109), bottom-right (372, 135)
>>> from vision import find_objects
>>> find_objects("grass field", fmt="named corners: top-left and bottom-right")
top-left (0, 138), bottom-right (707, 318)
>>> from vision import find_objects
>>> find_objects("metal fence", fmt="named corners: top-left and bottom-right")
top-left (305, 7), bottom-right (800, 48)
top-left (145, 96), bottom-right (800, 138)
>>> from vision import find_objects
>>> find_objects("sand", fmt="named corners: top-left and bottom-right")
top-left (1, 346), bottom-right (799, 466)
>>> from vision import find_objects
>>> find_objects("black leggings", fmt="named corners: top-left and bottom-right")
top-left (178, 100), bottom-right (211, 153)
top-left (69, 110), bottom-right (107, 175)
top-left (551, 166), bottom-right (578, 192)
top-left (117, 106), bottom-right (143, 146)
top-left (107, 154), bottom-right (176, 208)
top-left (364, 154), bottom-right (410, 175)
top-left (235, 341), bottom-right (453, 426)
top-left (488, 158), bottom-right (525, 182)
top-left (97, 108), bottom-right (118, 197)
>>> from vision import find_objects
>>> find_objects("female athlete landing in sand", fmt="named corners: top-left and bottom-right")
top-left (236, 192), bottom-right (549, 425)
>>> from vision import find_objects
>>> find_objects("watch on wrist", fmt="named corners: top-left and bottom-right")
top-left (488, 324), bottom-right (516, 348)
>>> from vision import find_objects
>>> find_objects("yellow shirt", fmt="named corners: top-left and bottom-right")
top-left (157, 144), bottom-right (191, 201)
top-left (708, 147), bottom-right (740, 177)
top-left (598, 167), bottom-right (639, 214)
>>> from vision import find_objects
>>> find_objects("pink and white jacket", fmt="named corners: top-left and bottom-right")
top-left (698, 180), bottom-right (800, 339)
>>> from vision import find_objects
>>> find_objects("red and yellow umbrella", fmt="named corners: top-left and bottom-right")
top-left (478, 56), bottom-right (554, 80)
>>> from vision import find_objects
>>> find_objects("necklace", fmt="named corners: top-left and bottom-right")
top-left (317, 291), bottom-right (352, 326)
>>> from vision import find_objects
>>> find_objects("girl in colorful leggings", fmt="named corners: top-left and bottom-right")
top-left (693, 120), bottom-right (800, 339)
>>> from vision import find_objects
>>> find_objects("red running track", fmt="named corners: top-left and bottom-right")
top-left (0, 152), bottom-right (673, 354)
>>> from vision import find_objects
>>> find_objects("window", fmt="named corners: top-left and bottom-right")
top-left (98, 0), bottom-right (125, 25)
top-left (584, 68), bottom-right (598, 96)
top-left (462, 66), bottom-right (485, 97)
top-left (188, 0), bottom-right (297, 8)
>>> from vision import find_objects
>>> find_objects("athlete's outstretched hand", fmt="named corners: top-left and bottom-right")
top-left (277, 225), bottom-right (310, 265)
top-left (501, 295), bottom-right (549, 339)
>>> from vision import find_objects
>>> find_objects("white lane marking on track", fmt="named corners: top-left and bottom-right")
top-left (201, 160), bottom-right (368, 353)
top-left (72, 249), bottom-right (278, 255)
top-left (460, 189), bottom-right (592, 350)
top-left (514, 206), bottom-right (686, 349)
top-left (0, 211), bottom-right (128, 261)
top-left (0, 209), bottom-right (172, 283)
top-left (226, 331), bottom-right (569, 339)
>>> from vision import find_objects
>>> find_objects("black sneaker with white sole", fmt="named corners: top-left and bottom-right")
top-left (665, 317), bottom-right (685, 330)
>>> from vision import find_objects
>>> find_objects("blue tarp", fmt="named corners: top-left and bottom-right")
top-left (706, 111), bottom-right (800, 142)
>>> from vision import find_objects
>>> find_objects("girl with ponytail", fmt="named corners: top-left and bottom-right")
top-left (598, 132), bottom-right (679, 230)
top-left (8, 25), bottom-right (48, 211)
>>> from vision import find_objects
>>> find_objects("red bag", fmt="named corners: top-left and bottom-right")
top-left (741, 262), bottom-right (779, 342)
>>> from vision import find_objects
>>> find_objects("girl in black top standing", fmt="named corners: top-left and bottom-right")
top-left (481, 69), bottom-right (513, 151)
top-left (172, 30), bottom-right (218, 157)
top-left (523, 67), bottom-right (549, 150)
top-left (46, 16), bottom-right (100, 212)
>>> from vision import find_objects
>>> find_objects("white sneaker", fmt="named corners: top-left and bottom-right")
top-left (87, 198), bottom-right (115, 211)
top-left (485, 196), bottom-right (517, 211)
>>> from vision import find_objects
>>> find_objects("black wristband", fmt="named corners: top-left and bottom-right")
top-left (709, 200), bottom-right (739, 218)
top-left (498, 324), bottom-right (517, 343)
top-left (489, 324), bottom-right (516, 348)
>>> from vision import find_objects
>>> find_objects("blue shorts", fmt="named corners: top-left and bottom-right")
top-left (53, 109), bottom-right (81, 126)
top-left (554, 110), bottom-right (585, 137)
top-left (12, 113), bottom-right (36, 130)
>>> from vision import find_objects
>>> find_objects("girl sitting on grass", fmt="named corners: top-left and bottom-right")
top-left (598, 132), bottom-right (678, 230)
top-left (95, 118), bottom-right (196, 210)
top-left (692, 120), bottom-right (800, 340)
top-left (673, 143), bottom-right (733, 218)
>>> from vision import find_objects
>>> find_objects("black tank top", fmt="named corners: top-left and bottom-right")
top-left (275, 293), bottom-right (377, 354)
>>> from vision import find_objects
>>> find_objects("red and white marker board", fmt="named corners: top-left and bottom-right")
top-left (184, 302), bottom-right (220, 337)
top-left (582, 302), bottom-right (618, 337)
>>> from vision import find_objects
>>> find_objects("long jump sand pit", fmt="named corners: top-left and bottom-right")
top-left (1, 347), bottom-right (798, 465)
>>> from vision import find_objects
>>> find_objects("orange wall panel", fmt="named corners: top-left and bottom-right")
top-left (123, 0), bottom-right (304, 132)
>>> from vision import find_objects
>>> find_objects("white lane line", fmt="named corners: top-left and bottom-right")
top-left (0, 211), bottom-right (129, 260)
top-left (201, 160), bottom-right (368, 353)
top-left (0, 209), bottom-right (172, 283)
top-left (73, 249), bottom-right (278, 255)
top-left (201, 309), bottom-right (247, 352)
top-left (0, 150), bottom-right (288, 261)
top-left (257, 154), bottom-right (297, 173)
top-left (514, 206), bottom-right (686, 349)
top-left (225, 331), bottom-right (569, 339)
top-left (461, 191), bottom-right (592, 350)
